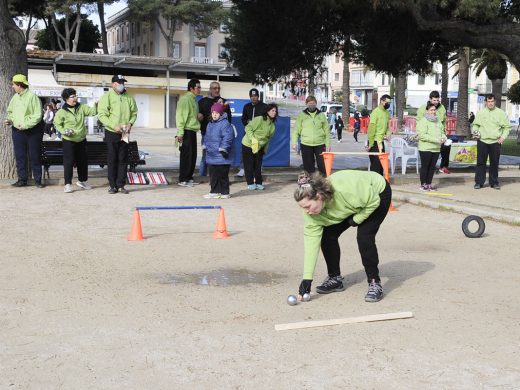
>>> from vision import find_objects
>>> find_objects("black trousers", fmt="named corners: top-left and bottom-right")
top-left (369, 143), bottom-right (385, 176)
top-left (321, 182), bottom-right (392, 283)
top-left (105, 130), bottom-right (128, 188)
top-left (209, 164), bottom-right (230, 195)
top-left (419, 151), bottom-right (440, 185)
top-left (353, 127), bottom-right (360, 142)
top-left (12, 126), bottom-right (43, 182)
top-left (179, 130), bottom-right (197, 182)
top-left (439, 143), bottom-right (451, 169)
top-left (300, 144), bottom-right (326, 176)
top-left (242, 144), bottom-right (264, 185)
top-left (337, 126), bottom-right (343, 141)
top-left (475, 140), bottom-right (501, 186)
top-left (63, 138), bottom-right (88, 184)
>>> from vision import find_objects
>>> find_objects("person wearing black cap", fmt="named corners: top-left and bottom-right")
top-left (198, 81), bottom-right (232, 176)
top-left (98, 75), bottom-right (138, 194)
top-left (239, 88), bottom-right (267, 176)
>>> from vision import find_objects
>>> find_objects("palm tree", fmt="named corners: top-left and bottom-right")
top-left (455, 47), bottom-right (471, 138)
top-left (474, 49), bottom-right (508, 108)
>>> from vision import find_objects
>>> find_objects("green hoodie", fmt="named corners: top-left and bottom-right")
top-left (6, 88), bottom-right (42, 130)
top-left (242, 115), bottom-right (275, 153)
top-left (292, 109), bottom-right (330, 147)
top-left (416, 103), bottom-right (447, 133)
top-left (367, 106), bottom-right (390, 147)
top-left (472, 106), bottom-right (511, 144)
top-left (53, 103), bottom-right (97, 142)
top-left (301, 170), bottom-right (387, 279)
top-left (175, 91), bottom-right (200, 137)
top-left (416, 117), bottom-right (444, 153)
top-left (97, 89), bottom-right (138, 133)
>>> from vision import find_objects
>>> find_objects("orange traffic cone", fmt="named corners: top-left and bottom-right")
top-left (322, 152), bottom-right (335, 177)
top-left (128, 209), bottom-right (144, 240)
top-left (377, 153), bottom-right (398, 212)
top-left (213, 208), bottom-right (229, 239)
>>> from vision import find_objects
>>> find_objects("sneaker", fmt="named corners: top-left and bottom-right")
top-left (427, 184), bottom-right (437, 192)
top-left (316, 275), bottom-right (346, 294)
top-left (76, 181), bottom-right (92, 190)
top-left (437, 168), bottom-right (444, 174)
top-left (35, 181), bottom-right (44, 188)
top-left (64, 184), bottom-right (73, 193)
top-left (119, 186), bottom-right (129, 194)
top-left (203, 193), bottom-right (220, 199)
top-left (441, 167), bottom-right (451, 174)
top-left (236, 169), bottom-right (245, 177)
top-left (420, 184), bottom-right (428, 191)
top-left (178, 181), bottom-right (193, 187)
top-left (11, 180), bottom-right (27, 187)
top-left (220, 194), bottom-right (231, 199)
top-left (491, 184), bottom-right (501, 190)
top-left (247, 184), bottom-right (256, 190)
top-left (474, 183), bottom-right (482, 190)
top-left (188, 179), bottom-right (200, 186)
top-left (108, 187), bottom-right (118, 194)
top-left (255, 184), bottom-right (265, 190)
top-left (365, 279), bottom-right (383, 302)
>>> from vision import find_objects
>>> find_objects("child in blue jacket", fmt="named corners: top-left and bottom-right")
top-left (202, 103), bottom-right (235, 199)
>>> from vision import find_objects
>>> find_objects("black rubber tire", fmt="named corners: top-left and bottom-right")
top-left (462, 215), bottom-right (485, 238)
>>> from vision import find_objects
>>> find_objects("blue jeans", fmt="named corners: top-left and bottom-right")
top-left (199, 134), bottom-right (207, 177)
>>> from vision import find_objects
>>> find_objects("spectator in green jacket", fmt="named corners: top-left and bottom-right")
top-left (294, 170), bottom-right (391, 303)
top-left (5, 74), bottom-right (44, 188)
top-left (416, 102), bottom-right (445, 191)
top-left (53, 88), bottom-right (97, 193)
top-left (241, 103), bottom-right (278, 190)
top-left (367, 94), bottom-right (391, 176)
top-left (472, 94), bottom-right (511, 190)
top-left (98, 75), bottom-right (138, 194)
top-left (291, 95), bottom-right (330, 176)
top-left (176, 78), bottom-right (202, 187)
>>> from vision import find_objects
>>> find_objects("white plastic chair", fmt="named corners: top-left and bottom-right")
top-left (390, 137), bottom-right (419, 175)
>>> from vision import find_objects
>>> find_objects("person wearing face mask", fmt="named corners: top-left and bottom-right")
top-left (291, 96), bottom-right (330, 176)
top-left (416, 91), bottom-right (450, 174)
top-left (98, 75), bottom-right (138, 194)
top-left (416, 101), bottom-right (445, 191)
top-left (367, 95), bottom-right (392, 176)
top-left (294, 170), bottom-right (391, 302)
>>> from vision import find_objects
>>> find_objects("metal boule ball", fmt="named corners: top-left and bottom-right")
top-left (287, 295), bottom-right (298, 306)
top-left (302, 293), bottom-right (311, 302)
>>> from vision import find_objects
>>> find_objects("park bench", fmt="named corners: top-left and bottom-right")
top-left (41, 140), bottom-right (146, 179)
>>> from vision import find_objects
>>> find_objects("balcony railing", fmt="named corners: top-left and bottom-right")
top-left (190, 56), bottom-right (214, 64)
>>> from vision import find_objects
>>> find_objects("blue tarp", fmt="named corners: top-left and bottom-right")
top-left (231, 116), bottom-right (290, 167)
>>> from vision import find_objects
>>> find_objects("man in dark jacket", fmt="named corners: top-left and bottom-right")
top-left (198, 81), bottom-right (232, 176)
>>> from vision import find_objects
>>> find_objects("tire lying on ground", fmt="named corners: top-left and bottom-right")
top-left (462, 215), bottom-right (485, 238)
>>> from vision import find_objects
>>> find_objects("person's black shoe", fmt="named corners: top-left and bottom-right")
top-left (316, 275), bottom-right (346, 294)
top-left (108, 187), bottom-right (118, 194)
top-left (119, 186), bottom-right (129, 194)
top-left (474, 183), bottom-right (482, 189)
top-left (491, 184), bottom-right (501, 190)
top-left (35, 181), bottom-right (44, 188)
top-left (11, 180), bottom-right (27, 187)
top-left (365, 279), bottom-right (383, 302)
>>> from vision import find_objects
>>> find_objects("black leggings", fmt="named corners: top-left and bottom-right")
top-left (419, 151), bottom-right (439, 185)
top-left (321, 182), bottom-right (391, 283)
top-left (300, 144), bottom-right (326, 176)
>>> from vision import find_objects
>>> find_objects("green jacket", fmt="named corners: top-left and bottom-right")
top-left (97, 89), bottom-right (138, 133)
top-left (292, 109), bottom-right (330, 147)
top-left (53, 103), bottom-right (97, 142)
top-left (302, 170), bottom-right (387, 279)
top-left (242, 116), bottom-right (276, 153)
top-left (6, 89), bottom-right (42, 130)
top-left (416, 117), bottom-right (444, 153)
top-left (367, 106), bottom-right (390, 147)
top-left (472, 107), bottom-right (511, 144)
top-left (416, 103), bottom-right (447, 133)
top-left (176, 91), bottom-right (200, 137)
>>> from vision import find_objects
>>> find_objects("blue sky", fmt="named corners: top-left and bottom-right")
top-left (88, 1), bottom-right (127, 27)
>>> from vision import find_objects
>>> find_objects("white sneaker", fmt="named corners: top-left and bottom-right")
top-left (188, 179), bottom-right (200, 186)
top-left (220, 194), bottom-right (231, 199)
top-left (76, 181), bottom-right (92, 190)
top-left (236, 169), bottom-right (245, 177)
top-left (203, 193), bottom-right (220, 199)
top-left (64, 184), bottom-right (73, 193)
top-left (178, 181), bottom-right (193, 187)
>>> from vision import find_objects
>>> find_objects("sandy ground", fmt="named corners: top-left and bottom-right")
top-left (1, 181), bottom-right (520, 389)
